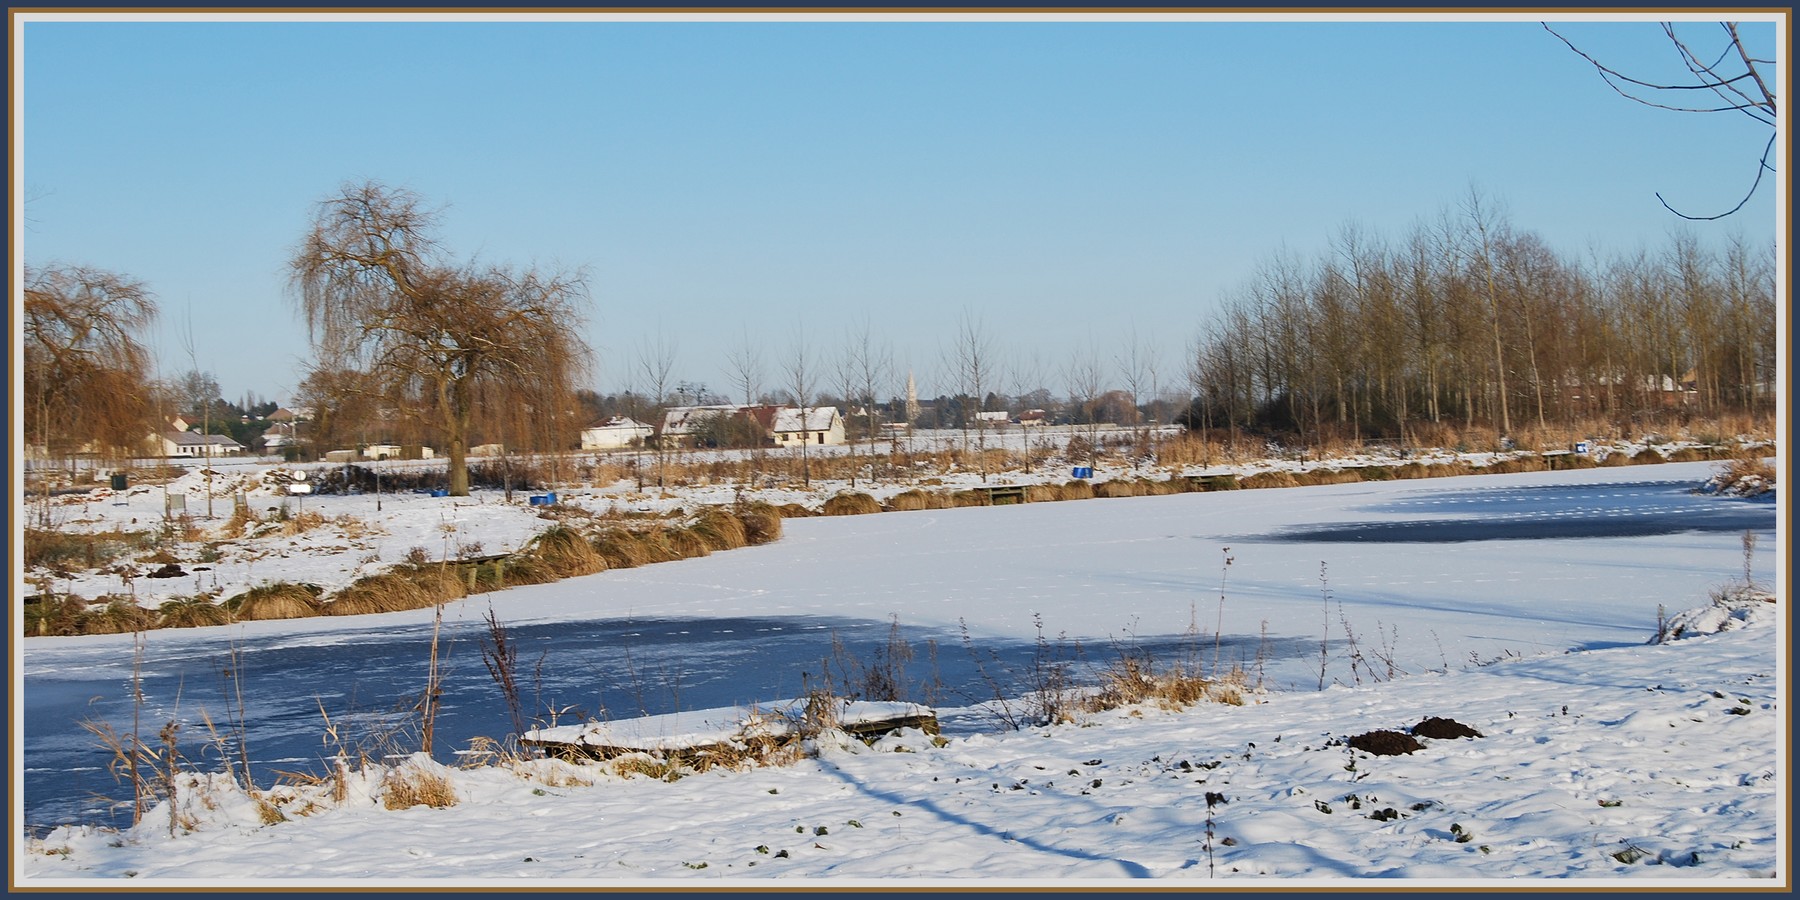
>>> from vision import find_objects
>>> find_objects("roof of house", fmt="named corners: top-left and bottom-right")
top-left (584, 416), bottom-right (653, 432)
top-left (771, 406), bottom-right (841, 434)
top-left (162, 431), bottom-right (245, 449)
top-left (661, 406), bottom-right (742, 434)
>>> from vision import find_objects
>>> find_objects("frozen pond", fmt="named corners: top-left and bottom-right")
top-left (18, 463), bottom-right (1778, 832)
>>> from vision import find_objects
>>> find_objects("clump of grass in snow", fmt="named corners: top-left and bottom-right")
top-left (157, 594), bottom-right (231, 629)
top-left (687, 506), bottom-right (749, 551)
top-left (230, 582), bottom-right (323, 620)
top-left (325, 572), bottom-right (434, 616)
top-left (380, 758), bottom-right (458, 810)
top-left (737, 502), bottom-right (784, 545)
top-left (526, 524), bottom-right (605, 578)
top-left (822, 491), bottom-right (882, 516)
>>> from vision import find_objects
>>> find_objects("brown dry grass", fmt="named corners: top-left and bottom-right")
top-left (689, 507), bottom-right (749, 551)
top-left (822, 492), bottom-right (882, 516)
top-left (884, 489), bottom-right (934, 511)
top-left (1238, 471), bottom-right (1299, 490)
top-left (1721, 455), bottom-right (1777, 484)
top-left (1086, 657), bottom-right (1250, 713)
top-left (738, 503), bottom-right (784, 545)
top-left (233, 582), bottom-right (324, 620)
top-left (529, 525), bottom-right (606, 578)
top-left (157, 595), bottom-right (231, 629)
top-left (325, 572), bottom-right (433, 616)
top-left (381, 765), bottom-right (458, 810)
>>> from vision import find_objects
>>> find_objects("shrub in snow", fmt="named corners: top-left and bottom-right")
top-left (1652, 588), bottom-right (1777, 643)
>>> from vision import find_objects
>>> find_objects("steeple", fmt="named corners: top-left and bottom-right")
top-left (905, 370), bottom-right (920, 426)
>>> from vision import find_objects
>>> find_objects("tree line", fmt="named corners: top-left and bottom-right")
top-left (1182, 191), bottom-right (1776, 449)
top-left (24, 183), bottom-right (1776, 493)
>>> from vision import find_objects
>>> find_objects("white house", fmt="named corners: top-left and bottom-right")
top-left (659, 406), bottom-right (742, 444)
top-left (153, 430), bottom-right (245, 459)
top-left (772, 406), bottom-right (845, 447)
top-left (582, 416), bottom-right (655, 450)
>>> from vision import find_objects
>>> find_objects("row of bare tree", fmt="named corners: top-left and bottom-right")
top-left (24, 183), bottom-right (1776, 493)
top-left (1184, 193), bottom-right (1776, 447)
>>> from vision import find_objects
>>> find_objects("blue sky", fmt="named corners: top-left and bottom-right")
top-left (16, 13), bottom-right (1783, 408)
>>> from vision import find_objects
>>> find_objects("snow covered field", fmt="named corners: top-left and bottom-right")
top-left (13, 452), bottom-right (1786, 889)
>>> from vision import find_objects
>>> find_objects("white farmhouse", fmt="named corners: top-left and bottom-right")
top-left (581, 416), bottom-right (655, 450)
top-left (772, 406), bottom-right (845, 447)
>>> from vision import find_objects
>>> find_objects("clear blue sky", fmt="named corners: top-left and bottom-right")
top-left (16, 12), bottom-right (1783, 408)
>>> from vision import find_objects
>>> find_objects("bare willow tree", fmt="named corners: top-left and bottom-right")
top-left (23, 265), bottom-right (160, 466)
top-left (291, 181), bottom-right (591, 496)
top-left (1545, 21), bottom-right (1778, 220)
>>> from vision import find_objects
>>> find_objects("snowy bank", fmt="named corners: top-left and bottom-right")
top-left (19, 594), bottom-right (1782, 887)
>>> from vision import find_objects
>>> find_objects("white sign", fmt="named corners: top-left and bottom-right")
top-left (292, 469), bottom-right (308, 480)
top-left (288, 483), bottom-right (313, 494)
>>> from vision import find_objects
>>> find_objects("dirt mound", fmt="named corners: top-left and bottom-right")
top-left (1411, 717), bottom-right (1482, 740)
top-left (1346, 730), bottom-right (1423, 756)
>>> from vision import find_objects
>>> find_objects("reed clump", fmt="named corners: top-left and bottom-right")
top-left (232, 582), bottom-right (324, 620)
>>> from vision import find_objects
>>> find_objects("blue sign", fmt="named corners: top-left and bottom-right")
top-left (1574, 441), bottom-right (1590, 454)
top-left (1072, 466), bottom-right (1094, 479)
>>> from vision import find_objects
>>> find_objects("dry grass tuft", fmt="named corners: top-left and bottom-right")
top-left (1061, 479), bottom-right (1095, 500)
top-left (665, 527), bottom-right (714, 560)
top-left (157, 595), bottom-right (231, 629)
top-left (884, 489), bottom-right (934, 511)
top-left (278, 510), bottom-right (328, 536)
top-left (1721, 455), bottom-right (1777, 484)
top-left (822, 492), bottom-right (882, 516)
top-left (1087, 656), bottom-right (1250, 713)
top-left (79, 597), bottom-right (156, 634)
top-left (381, 764), bottom-right (458, 810)
top-left (1026, 483), bottom-right (1066, 502)
top-left (1238, 470), bottom-right (1299, 490)
top-left (776, 503), bottom-right (818, 519)
top-left (232, 582), bottom-right (324, 620)
top-left (688, 507), bottom-right (749, 551)
top-left (528, 525), bottom-right (605, 578)
top-left (1093, 479), bottom-right (1145, 498)
top-left (737, 503), bottom-right (784, 545)
top-left (326, 573), bottom-right (433, 616)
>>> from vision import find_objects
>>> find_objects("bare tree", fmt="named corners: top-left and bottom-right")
top-left (1115, 324), bottom-right (1160, 466)
top-left (23, 265), bottom-right (159, 467)
top-left (291, 181), bottom-right (591, 496)
top-left (944, 310), bottom-right (999, 481)
top-left (724, 325), bottom-right (765, 408)
top-left (1009, 350), bottom-right (1047, 474)
top-left (1545, 21), bottom-right (1778, 220)
top-left (1463, 186), bottom-right (1513, 443)
top-left (636, 328), bottom-right (678, 488)
top-left (1062, 338), bottom-right (1107, 465)
top-left (783, 325), bottom-right (818, 487)
top-left (845, 316), bottom-right (894, 481)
